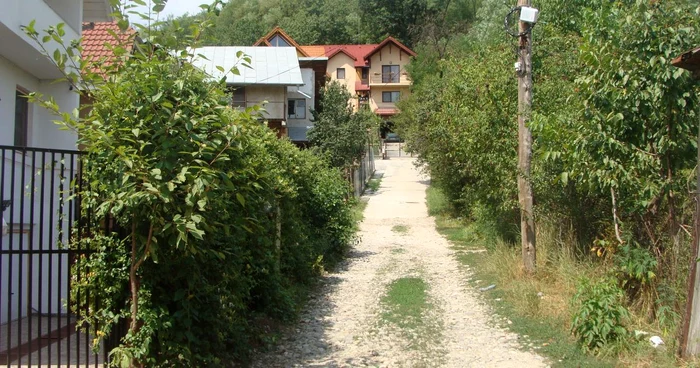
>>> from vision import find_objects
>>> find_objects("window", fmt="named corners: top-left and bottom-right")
top-left (14, 89), bottom-right (29, 147)
top-left (269, 35), bottom-right (290, 47)
top-left (361, 68), bottom-right (369, 81)
top-left (230, 87), bottom-right (245, 108)
top-left (382, 65), bottom-right (400, 83)
top-left (382, 91), bottom-right (400, 103)
top-left (336, 68), bottom-right (346, 80)
top-left (288, 99), bottom-right (306, 119)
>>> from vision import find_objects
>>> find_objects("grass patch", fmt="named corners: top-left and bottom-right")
top-left (366, 175), bottom-right (383, 192)
top-left (381, 277), bottom-right (429, 330)
top-left (392, 224), bottom-right (410, 234)
top-left (351, 199), bottom-right (368, 224)
top-left (426, 185), bottom-right (618, 368)
top-left (391, 247), bottom-right (407, 254)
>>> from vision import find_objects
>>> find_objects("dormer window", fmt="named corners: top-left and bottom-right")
top-left (269, 35), bottom-right (290, 47)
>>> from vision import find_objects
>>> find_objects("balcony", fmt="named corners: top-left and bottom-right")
top-left (0, 0), bottom-right (111, 79)
top-left (369, 73), bottom-right (411, 86)
top-left (0, 0), bottom-right (80, 79)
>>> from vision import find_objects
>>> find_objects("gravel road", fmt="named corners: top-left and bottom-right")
top-left (251, 158), bottom-right (548, 368)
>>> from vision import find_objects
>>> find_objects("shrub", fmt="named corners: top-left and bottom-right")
top-left (571, 277), bottom-right (630, 352)
top-left (25, 2), bottom-right (358, 365)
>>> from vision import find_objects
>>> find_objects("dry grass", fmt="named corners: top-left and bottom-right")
top-left (476, 225), bottom-right (605, 330)
top-left (426, 185), bottom-right (695, 367)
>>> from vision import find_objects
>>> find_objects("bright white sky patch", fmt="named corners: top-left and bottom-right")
top-left (128, 0), bottom-right (208, 22)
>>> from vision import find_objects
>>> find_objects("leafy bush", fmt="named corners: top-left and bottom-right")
top-left (572, 278), bottom-right (630, 352)
top-left (25, 2), bottom-right (358, 366)
top-left (614, 244), bottom-right (657, 292)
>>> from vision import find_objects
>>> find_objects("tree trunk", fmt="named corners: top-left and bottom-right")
top-left (129, 222), bottom-right (141, 368)
top-left (680, 110), bottom-right (700, 357)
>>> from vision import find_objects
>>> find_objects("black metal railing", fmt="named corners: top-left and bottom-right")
top-left (0, 145), bottom-right (118, 367)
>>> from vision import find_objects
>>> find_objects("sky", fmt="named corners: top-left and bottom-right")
top-left (128, 0), bottom-right (207, 22)
top-left (157, 0), bottom-right (207, 17)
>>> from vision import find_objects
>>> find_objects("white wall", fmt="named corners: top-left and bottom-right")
top-left (44, 0), bottom-right (83, 34)
top-left (0, 12), bottom-right (79, 323)
top-left (0, 0), bottom-right (80, 65)
top-left (0, 56), bottom-right (79, 149)
top-left (244, 85), bottom-right (287, 120)
top-left (286, 68), bottom-right (315, 134)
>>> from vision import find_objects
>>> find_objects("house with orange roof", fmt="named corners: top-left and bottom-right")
top-left (255, 27), bottom-right (416, 138)
top-left (80, 21), bottom-right (137, 118)
top-left (81, 21), bottom-right (137, 76)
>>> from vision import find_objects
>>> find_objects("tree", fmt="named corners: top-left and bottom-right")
top-left (309, 81), bottom-right (378, 172)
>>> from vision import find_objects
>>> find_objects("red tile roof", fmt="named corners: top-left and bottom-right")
top-left (300, 45), bottom-right (326, 57)
top-left (81, 21), bottom-right (136, 75)
top-left (261, 28), bottom-right (416, 67)
top-left (301, 41), bottom-right (415, 67)
top-left (321, 45), bottom-right (378, 66)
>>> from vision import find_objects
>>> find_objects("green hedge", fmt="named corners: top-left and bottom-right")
top-left (65, 46), bottom-right (356, 366)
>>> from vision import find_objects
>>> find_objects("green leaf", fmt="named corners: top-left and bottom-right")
top-left (235, 193), bottom-right (245, 207)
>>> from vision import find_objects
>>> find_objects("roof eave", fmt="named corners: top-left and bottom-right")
top-left (363, 37), bottom-right (417, 61)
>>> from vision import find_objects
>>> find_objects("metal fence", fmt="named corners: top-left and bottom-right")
top-left (0, 145), bottom-right (116, 367)
top-left (383, 142), bottom-right (412, 158)
top-left (351, 148), bottom-right (375, 197)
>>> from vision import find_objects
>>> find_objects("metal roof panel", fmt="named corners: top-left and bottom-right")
top-left (190, 46), bottom-right (304, 86)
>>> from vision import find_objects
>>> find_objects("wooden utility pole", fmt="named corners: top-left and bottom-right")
top-left (517, 0), bottom-right (536, 274)
top-left (680, 111), bottom-right (700, 356)
top-left (672, 47), bottom-right (700, 357)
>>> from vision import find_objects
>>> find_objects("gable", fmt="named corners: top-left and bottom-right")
top-left (364, 37), bottom-right (417, 61)
top-left (253, 26), bottom-right (310, 57)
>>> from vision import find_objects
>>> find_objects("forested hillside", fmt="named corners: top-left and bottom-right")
top-left (159, 0), bottom-right (479, 47)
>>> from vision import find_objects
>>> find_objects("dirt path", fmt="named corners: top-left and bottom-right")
top-left (252, 158), bottom-right (547, 368)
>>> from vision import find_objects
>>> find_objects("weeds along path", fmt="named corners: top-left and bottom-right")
top-left (251, 158), bottom-right (547, 368)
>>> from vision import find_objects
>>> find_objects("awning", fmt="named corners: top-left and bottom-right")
top-left (355, 81), bottom-right (370, 91)
top-left (288, 90), bottom-right (312, 99)
top-left (375, 108), bottom-right (399, 116)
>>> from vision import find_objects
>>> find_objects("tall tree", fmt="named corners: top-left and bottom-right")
top-left (360, 0), bottom-right (430, 45)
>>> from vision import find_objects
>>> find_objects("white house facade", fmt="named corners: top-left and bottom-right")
top-left (190, 46), bottom-right (306, 139)
top-left (1, 0), bottom-right (111, 328)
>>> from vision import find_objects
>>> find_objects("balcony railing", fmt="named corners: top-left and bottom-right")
top-left (369, 73), bottom-right (411, 85)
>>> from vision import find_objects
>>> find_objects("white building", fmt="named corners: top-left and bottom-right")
top-left (1, 0), bottom-right (111, 149)
top-left (190, 46), bottom-right (306, 139)
top-left (1, 0), bottom-right (111, 329)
